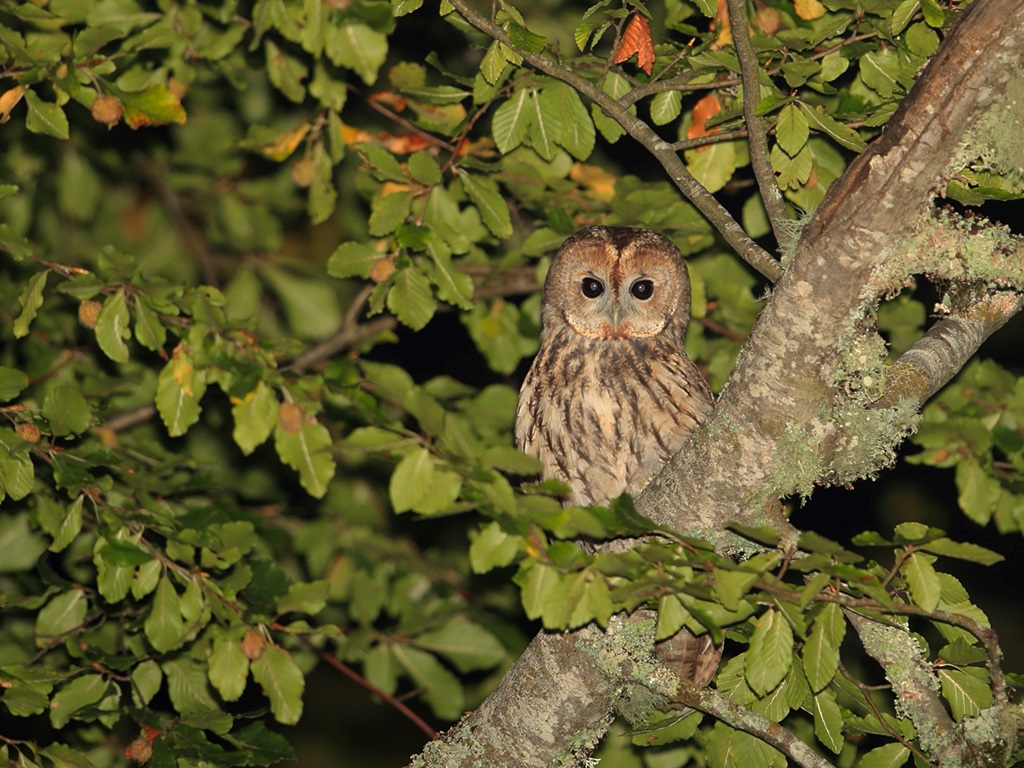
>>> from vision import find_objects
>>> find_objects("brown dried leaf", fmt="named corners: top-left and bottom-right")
top-left (612, 14), bottom-right (655, 75)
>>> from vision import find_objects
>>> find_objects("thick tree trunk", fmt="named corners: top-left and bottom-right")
top-left (409, 1), bottom-right (1024, 765)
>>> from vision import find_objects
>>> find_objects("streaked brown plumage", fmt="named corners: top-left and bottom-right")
top-left (515, 225), bottom-right (720, 687)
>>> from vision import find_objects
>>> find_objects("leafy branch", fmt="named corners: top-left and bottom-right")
top-left (445, 0), bottom-right (783, 282)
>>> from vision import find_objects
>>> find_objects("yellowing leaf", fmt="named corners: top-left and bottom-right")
top-left (262, 123), bottom-right (311, 161)
top-left (570, 162), bottom-right (616, 201)
top-left (794, 0), bottom-right (827, 20)
top-left (122, 85), bottom-right (187, 130)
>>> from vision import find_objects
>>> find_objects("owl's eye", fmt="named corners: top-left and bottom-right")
top-left (581, 277), bottom-right (605, 298)
top-left (630, 279), bottom-right (654, 300)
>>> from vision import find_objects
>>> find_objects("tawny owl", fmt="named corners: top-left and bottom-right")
top-left (514, 226), bottom-right (720, 686)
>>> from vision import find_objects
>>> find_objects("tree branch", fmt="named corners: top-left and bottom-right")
top-left (725, 0), bottom-right (789, 247)
top-left (672, 683), bottom-right (837, 768)
top-left (877, 291), bottom-right (1024, 410)
top-left (446, 0), bottom-right (783, 283)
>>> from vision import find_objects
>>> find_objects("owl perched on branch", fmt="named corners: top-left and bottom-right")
top-left (515, 226), bottom-right (721, 686)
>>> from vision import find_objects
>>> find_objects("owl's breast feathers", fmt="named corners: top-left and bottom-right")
top-left (515, 332), bottom-right (713, 507)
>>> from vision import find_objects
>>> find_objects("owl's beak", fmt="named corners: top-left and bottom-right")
top-left (611, 304), bottom-right (621, 329)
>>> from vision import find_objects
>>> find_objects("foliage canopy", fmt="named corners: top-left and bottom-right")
top-left (0, 0), bottom-right (1022, 766)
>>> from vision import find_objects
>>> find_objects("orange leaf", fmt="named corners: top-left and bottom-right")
top-left (687, 94), bottom-right (722, 150)
top-left (0, 85), bottom-right (24, 124)
top-left (612, 14), bottom-right (655, 75)
top-left (261, 123), bottom-right (311, 162)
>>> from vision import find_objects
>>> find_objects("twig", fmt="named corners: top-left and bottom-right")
top-left (673, 682), bottom-right (837, 768)
top-left (135, 154), bottom-right (221, 288)
top-left (725, 0), bottom-right (789, 248)
top-left (446, 0), bottom-right (783, 283)
top-left (837, 660), bottom-right (929, 764)
top-left (292, 632), bottom-right (437, 739)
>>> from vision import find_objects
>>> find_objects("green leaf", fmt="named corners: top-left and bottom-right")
top-left (37, 495), bottom-right (84, 553)
top-left (209, 636), bottom-right (250, 702)
top-left (36, 589), bottom-right (88, 643)
top-left (251, 644), bottom-right (305, 725)
top-left (938, 667), bottom-right (991, 721)
top-left (274, 413), bottom-right (335, 498)
top-left (459, 173), bottom-right (512, 239)
top-left (548, 82), bottom-right (595, 160)
top-left (276, 580), bottom-right (329, 615)
top-left (369, 189), bottom-right (413, 236)
top-left (811, 689), bottom-right (844, 754)
top-left (131, 661), bottom-right (162, 707)
top-left (685, 142), bottom-right (737, 194)
top-left (889, 0), bottom-right (920, 35)
top-left (391, 644), bottom-right (464, 719)
top-left (858, 742), bottom-right (910, 768)
top-left (775, 104), bottom-right (809, 156)
top-left (802, 602), bottom-right (846, 692)
top-left (24, 89), bottom-right (69, 139)
top-left (121, 84), bottom-right (187, 128)
top-left (956, 458), bottom-right (999, 525)
top-left (529, 89), bottom-right (560, 161)
top-left (326, 23), bottom-right (388, 85)
top-left (145, 575), bottom-right (186, 653)
top-left (492, 89), bottom-right (531, 154)
top-left (515, 561), bottom-right (561, 620)
top-left (43, 743), bottom-right (101, 768)
top-left (713, 568), bottom-right (759, 612)
top-left (413, 616), bottom-right (506, 672)
top-left (224, 722), bottom-right (295, 765)
top-left (0, 367), bottom-right (29, 402)
top-left (232, 382), bottom-right (279, 456)
top-left (265, 40), bottom-right (308, 102)
top-left (505, 21), bottom-right (546, 54)
top-left (745, 609), bottom-right (793, 696)
top-left (389, 446), bottom-right (435, 512)
top-left (156, 353), bottom-right (208, 437)
top-left (163, 656), bottom-right (219, 716)
top-left (42, 385), bottom-right (91, 437)
top-left (327, 241), bottom-right (382, 279)
top-left (798, 103), bottom-right (866, 152)
top-left (919, 538), bottom-right (1004, 566)
top-left (0, 450), bottom-right (34, 502)
top-left (902, 551), bottom-right (941, 611)
top-left (860, 50), bottom-right (901, 98)
top-left (14, 270), bottom-right (47, 338)
top-left (133, 296), bottom-right (167, 351)
top-left (656, 594), bottom-right (691, 641)
top-left (95, 289), bottom-right (132, 363)
top-left (425, 241), bottom-right (474, 310)
top-left (469, 521), bottom-right (520, 573)
top-left (408, 151), bottom-right (442, 185)
top-left (50, 675), bottom-right (108, 729)
top-left (387, 267), bottom-right (436, 331)
top-left (650, 90), bottom-right (682, 126)
top-left (479, 40), bottom-right (509, 85)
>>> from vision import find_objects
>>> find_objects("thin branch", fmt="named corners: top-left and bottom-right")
top-left (673, 682), bottom-right (837, 768)
top-left (725, 0), bottom-right (789, 247)
top-left (291, 632), bottom-right (437, 739)
top-left (135, 155), bottom-right (221, 288)
top-left (446, 0), bottom-right (783, 283)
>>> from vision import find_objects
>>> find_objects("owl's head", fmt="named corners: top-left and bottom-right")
top-left (541, 227), bottom-right (691, 340)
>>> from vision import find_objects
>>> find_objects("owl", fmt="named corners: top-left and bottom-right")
top-left (514, 226), bottom-right (720, 686)
top-left (515, 226), bottom-right (714, 507)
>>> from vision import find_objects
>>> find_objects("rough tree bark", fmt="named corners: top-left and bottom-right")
top-left (408, 1), bottom-right (1024, 765)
